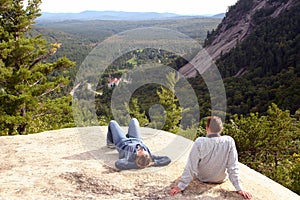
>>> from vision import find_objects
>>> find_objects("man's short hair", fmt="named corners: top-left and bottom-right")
top-left (136, 154), bottom-right (153, 168)
top-left (207, 116), bottom-right (223, 133)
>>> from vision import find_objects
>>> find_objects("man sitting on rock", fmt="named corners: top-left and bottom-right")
top-left (169, 116), bottom-right (252, 199)
top-left (107, 118), bottom-right (171, 170)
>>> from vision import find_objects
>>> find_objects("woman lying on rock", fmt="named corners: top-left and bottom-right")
top-left (106, 118), bottom-right (171, 170)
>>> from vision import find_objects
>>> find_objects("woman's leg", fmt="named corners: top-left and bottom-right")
top-left (126, 118), bottom-right (142, 139)
top-left (107, 120), bottom-right (126, 146)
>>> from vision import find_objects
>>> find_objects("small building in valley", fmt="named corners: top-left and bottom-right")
top-left (107, 77), bottom-right (121, 88)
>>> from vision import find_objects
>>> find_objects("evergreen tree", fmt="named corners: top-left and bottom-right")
top-left (126, 97), bottom-right (149, 127)
top-left (0, 0), bottom-right (75, 135)
top-left (224, 104), bottom-right (300, 194)
top-left (157, 72), bottom-right (182, 133)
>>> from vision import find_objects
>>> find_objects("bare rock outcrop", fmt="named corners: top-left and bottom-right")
top-left (0, 127), bottom-right (299, 199)
top-left (179, 0), bottom-right (298, 78)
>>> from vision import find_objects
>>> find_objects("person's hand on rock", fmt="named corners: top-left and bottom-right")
top-left (169, 186), bottom-right (182, 196)
top-left (237, 190), bottom-right (253, 199)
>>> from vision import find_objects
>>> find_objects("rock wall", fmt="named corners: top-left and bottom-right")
top-left (179, 0), bottom-right (298, 78)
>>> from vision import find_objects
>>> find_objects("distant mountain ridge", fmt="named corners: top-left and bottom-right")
top-left (211, 13), bottom-right (226, 18)
top-left (37, 10), bottom-right (224, 22)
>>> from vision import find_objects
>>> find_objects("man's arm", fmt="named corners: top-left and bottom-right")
top-left (151, 155), bottom-right (171, 167)
top-left (115, 159), bottom-right (138, 170)
top-left (176, 140), bottom-right (201, 191)
top-left (226, 138), bottom-right (242, 191)
top-left (227, 138), bottom-right (252, 199)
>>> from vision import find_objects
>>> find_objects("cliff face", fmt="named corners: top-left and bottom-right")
top-left (1, 127), bottom-right (300, 199)
top-left (179, 0), bottom-right (298, 78)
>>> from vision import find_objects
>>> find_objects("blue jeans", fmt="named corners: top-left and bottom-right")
top-left (107, 118), bottom-right (142, 145)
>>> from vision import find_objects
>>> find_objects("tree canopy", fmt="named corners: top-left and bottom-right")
top-left (0, 0), bottom-right (75, 135)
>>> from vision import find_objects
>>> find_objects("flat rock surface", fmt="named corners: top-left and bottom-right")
top-left (0, 127), bottom-right (299, 200)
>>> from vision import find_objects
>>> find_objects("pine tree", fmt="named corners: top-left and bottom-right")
top-left (0, 0), bottom-right (75, 135)
top-left (125, 98), bottom-right (149, 127)
top-left (224, 104), bottom-right (300, 194)
top-left (157, 72), bottom-right (182, 133)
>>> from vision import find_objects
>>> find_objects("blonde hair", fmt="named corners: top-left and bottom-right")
top-left (136, 154), bottom-right (153, 168)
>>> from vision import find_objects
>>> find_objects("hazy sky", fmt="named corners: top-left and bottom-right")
top-left (39, 0), bottom-right (238, 15)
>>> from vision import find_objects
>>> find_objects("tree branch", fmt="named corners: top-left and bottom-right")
top-left (38, 83), bottom-right (64, 98)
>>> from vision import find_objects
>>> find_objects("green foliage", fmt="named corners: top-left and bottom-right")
top-left (205, 1), bottom-right (300, 115)
top-left (228, 0), bottom-right (254, 14)
top-left (35, 18), bottom-right (221, 90)
top-left (73, 98), bottom-right (100, 127)
top-left (290, 153), bottom-right (300, 193)
top-left (37, 18), bottom-right (221, 46)
top-left (27, 96), bottom-right (74, 133)
top-left (157, 72), bottom-right (182, 133)
top-left (35, 17), bottom-right (221, 127)
top-left (177, 126), bottom-right (199, 141)
top-left (219, 2), bottom-right (300, 78)
top-left (126, 98), bottom-right (149, 127)
top-left (224, 104), bottom-right (300, 194)
top-left (0, 0), bottom-right (75, 135)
